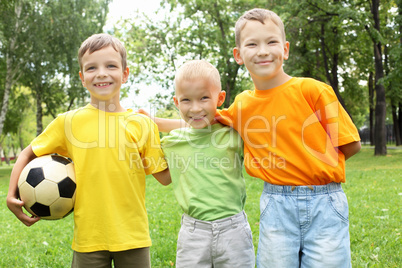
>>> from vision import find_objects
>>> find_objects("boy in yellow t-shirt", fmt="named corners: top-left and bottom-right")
top-left (7, 33), bottom-right (170, 267)
top-left (151, 8), bottom-right (361, 268)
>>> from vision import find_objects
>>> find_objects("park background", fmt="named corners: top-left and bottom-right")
top-left (0, 0), bottom-right (401, 267)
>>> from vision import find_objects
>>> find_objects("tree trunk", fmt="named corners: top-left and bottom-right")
top-left (392, 105), bottom-right (401, 146)
top-left (372, 0), bottom-right (387, 155)
top-left (36, 90), bottom-right (43, 136)
top-left (373, 47), bottom-right (387, 155)
top-left (320, 23), bottom-right (349, 117)
top-left (0, 3), bottom-right (23, 139)
top-left (399, 102), bottom-right (402, 145)
top-left (368, 72), bottom-right (375, 146)
top-left (398, 5), bottom-right (402, 146)
top-left (3, 145), bottom-right (10, 165)
top-left (0, 60), bottom-right (14, 138)
top-left (224, 63), bottom-right (240, 108)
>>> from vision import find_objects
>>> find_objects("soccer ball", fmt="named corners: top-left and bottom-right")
top-left (18, 154), bottom-right (76, 220)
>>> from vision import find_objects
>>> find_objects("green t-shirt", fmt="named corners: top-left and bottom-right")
top-left (161, 123), bottom-right (246, 221)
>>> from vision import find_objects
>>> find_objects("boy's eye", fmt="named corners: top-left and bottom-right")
top-left (201, 96), bottom-right (209, 100)
top-left (108, 64), bottom-right (117, 68)
top-left (86, 66), bottom-right (95, 71)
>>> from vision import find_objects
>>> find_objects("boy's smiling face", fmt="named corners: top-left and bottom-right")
top-left (173, 78), bottom-right (225, 129)
top-left (79, 45), bottom-right (129, 106)
top-left (234, 19), bottom-right (290, 90)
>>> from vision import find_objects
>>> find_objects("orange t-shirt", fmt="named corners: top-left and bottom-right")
top-left (217, 77), bottom-right (360, 185)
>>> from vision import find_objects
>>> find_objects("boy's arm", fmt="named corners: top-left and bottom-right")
top-left (154, 118), bottom-right (186, 133)
top-left (6, 145), bottom-right (41, 226)
top-left (338, 141), bottom-right (361, 160)
top-left (152, 168), bottom-right (172, 186)
top-left (137, 109), bottom-right (187, 133)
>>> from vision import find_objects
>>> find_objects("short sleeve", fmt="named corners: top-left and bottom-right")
top-left (31, 115), bottom-right (70, 158)
top-left (313, 85), bottom-right (360, 147)
top-left (134, 115), bottom-right (168, 175)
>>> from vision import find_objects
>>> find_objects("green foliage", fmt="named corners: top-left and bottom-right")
top-left (383, 4), bottom-right (402, 106)
top-left (115, 0), bottom-right (269, 108)
top-left (0, 149), bottom-right (401, 266)
top-left (0, 0), bottom-right (111, 152)
top-left (19, 0), bottom-right (111, 119)
top-left (116, 0), bottom-right (400, 132)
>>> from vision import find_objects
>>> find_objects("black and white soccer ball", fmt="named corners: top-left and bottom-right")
top-left (18, 154), bottom-right (76, 220)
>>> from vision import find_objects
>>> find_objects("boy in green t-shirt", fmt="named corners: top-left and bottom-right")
top-left (146, 60), bottom-right (255, 267)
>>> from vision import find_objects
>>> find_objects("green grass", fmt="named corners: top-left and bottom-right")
top-left (0, 148), bottom-right (400, 267)
top-left (344, 148), bottom-right (401, 267)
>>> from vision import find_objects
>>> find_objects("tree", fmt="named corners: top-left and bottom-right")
top-left (47, 0), bottom-right (111, 110)
top-left (116, 0), bottom-right (266, 108)
top-left (1, 86), bottom-right (30, 163)
top-left (285, 1), bottom-right (348, 108)
top-left (279, 0), bottom-right (371, 125)
top-left (364, 0), bottom-right (387, 155)
top-left (0, 0), bottom-right (31, 141)
top-left (113, 0), bottom-right (399, 152)
top-left (11, 0), bottom-right (110, 135)
top-left (383, 0), bottom-right (402, 146)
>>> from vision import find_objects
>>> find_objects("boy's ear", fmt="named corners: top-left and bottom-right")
top-left (122, 67), bottom-right (129, 83)
top-left (217, 91), bottom-right (226, 107)
top-left (233, 47), bottom-right (244, 65)
top-left (79, 71), bottom-right (86, 87)
top-left (173, 96), bottom-right (179, 108)
top-left (284, 41), bottom-right (290, 60)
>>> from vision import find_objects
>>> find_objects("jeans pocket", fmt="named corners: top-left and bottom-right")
top-left (260, 192), bottom-right (274, 220)
top-left (328, 190), bottom-right (349, 222)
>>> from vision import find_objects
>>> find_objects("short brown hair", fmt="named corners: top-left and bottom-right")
top-left (78, 33), bottom-right (127, 72)
top-left (235, 8), bottom-right (286, 47)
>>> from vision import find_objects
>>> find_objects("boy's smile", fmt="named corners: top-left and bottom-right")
top-left (174, 78), bottom-right (225, 129)
top-left (79, 46), bottom-right (129, 110)
top-left (234, 19), bottom-right (290, 90)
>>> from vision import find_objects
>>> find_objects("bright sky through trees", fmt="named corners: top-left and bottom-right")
top-left (105, 0), bottom-right (163, 108)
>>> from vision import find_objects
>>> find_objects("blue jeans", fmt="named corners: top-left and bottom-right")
top-left (257, 182), bottom-right (351, 268)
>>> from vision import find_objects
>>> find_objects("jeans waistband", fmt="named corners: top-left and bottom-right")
top-left (263, 182), bottom-right (343, 195)
top-left (182, 211), bottom-right (247, 231)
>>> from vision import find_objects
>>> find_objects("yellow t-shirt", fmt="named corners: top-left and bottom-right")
top-left (217, 77), bottom-right (360, 185)
top-left (31, 104), bottom-right (167, 252)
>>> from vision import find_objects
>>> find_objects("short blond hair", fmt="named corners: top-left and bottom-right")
top-left (78, 33), bottom-right (127, 73)
top-left (235, 8), bottom-right (286, 47)
top-left (174, 60), bottom-right (221, 91)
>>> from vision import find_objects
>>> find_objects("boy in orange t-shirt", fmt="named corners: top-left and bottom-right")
top-left (217, 8), bottom-right (361, 268)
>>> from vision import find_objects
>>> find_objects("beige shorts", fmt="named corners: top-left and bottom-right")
top-left (71, 247), bottom-right (150, 268)
top-left (176, 211), bottom-right (255, 268)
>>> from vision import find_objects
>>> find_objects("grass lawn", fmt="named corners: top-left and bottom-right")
top-left (0, 147), bottom-right (400, 267)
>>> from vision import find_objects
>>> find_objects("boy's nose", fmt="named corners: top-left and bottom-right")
top-left (190, 102), bottom-right (202, 113)
top-left (257, 45), bottom-right (270, 56)
top-left (96, 68), bottom-right (108, 78)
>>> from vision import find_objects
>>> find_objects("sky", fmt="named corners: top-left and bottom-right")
top-left (106, 0), bottom-right (162, 27)
top-left (105, 0), bottom-right (164, 109)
